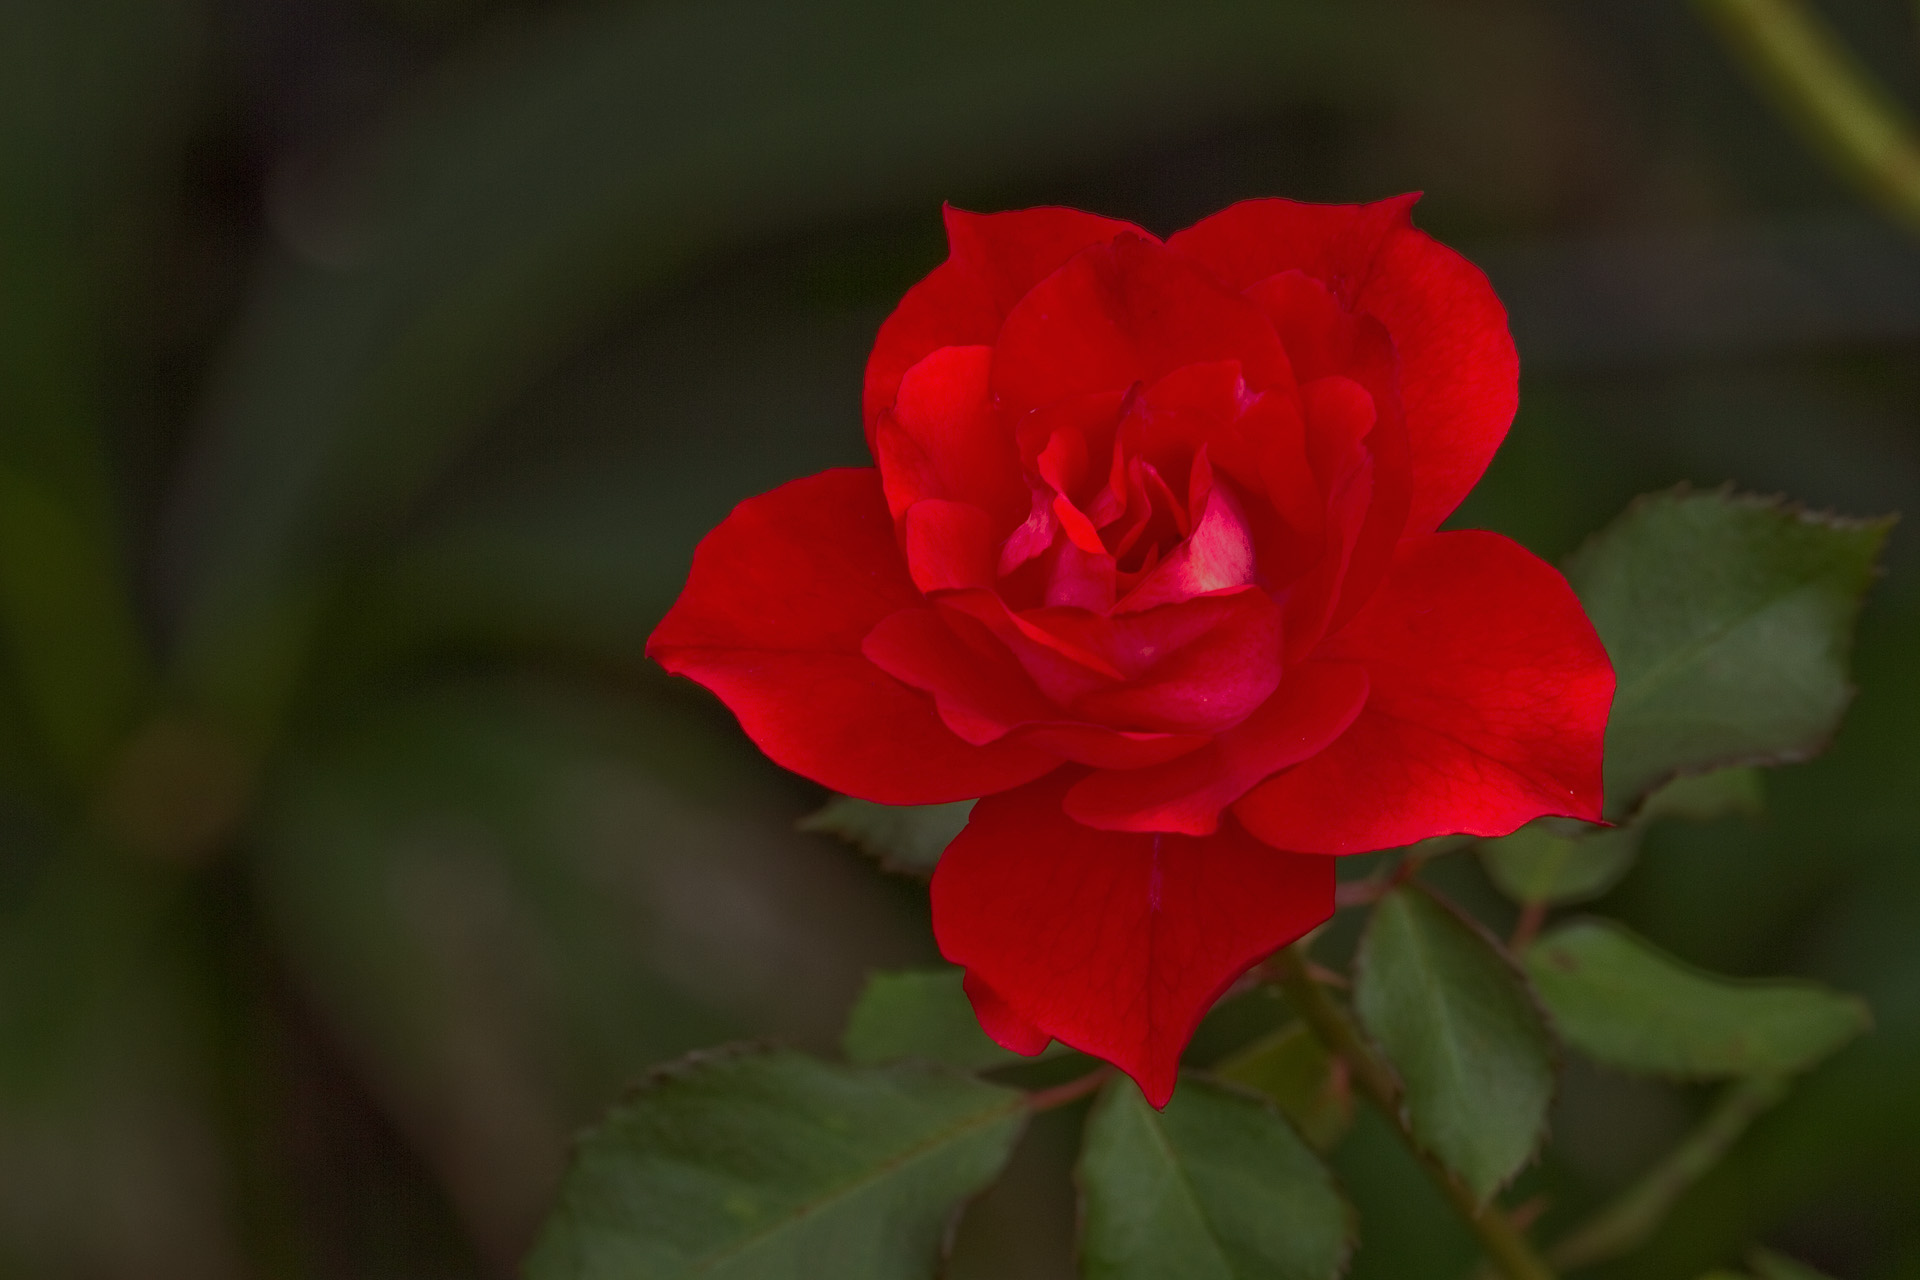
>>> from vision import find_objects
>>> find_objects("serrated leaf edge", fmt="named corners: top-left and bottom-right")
top-left (1564, 484), bottom-right (1894, 822)
top-left (1353, 883), bottom-right (1561, 1204)
top-left (552, 1040), bottom-right (1029, 1277)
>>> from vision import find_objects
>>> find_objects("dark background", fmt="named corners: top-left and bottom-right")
top-left (2, 0), bottom-right (1917, 1276)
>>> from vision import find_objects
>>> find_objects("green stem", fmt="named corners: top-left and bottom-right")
top-left (1546, 1074), bottom-right (1789, 1271)
top-left (1694, 0), bottom-right (1920, 234)
top-left (1270, 946), bottom-right (1559, 1280)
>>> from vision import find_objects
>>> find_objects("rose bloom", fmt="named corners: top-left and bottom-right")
top-left (649, 198), bottom-right (1613, 1104)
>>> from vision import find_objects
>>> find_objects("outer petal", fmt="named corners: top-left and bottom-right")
top-left (1165, 195), bottom-right (1418, 301)
top-left (934, 773), bottom-right (1334, 1106)
top-left (1168, 195), bottom-right (1517, 534)
top-left (963, 971), bottom-right (1053, 1056)
top-left (1234, 531), bottom-right (1614, 853)
top-left (862, 205), bottom-right (1144, 441)
top-left (1310, 320), bottom-right (1413, 648)
top-left (647, 468), bottom-right (1060, 803)
top-left (990, 233), bottom-right (1293, 417)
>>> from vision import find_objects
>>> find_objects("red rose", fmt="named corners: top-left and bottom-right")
top-left (648, 197), bottom-right (1614, 1104)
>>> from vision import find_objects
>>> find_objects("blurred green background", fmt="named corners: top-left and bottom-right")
top-left (1, 0), bottom-right (1917, 1276)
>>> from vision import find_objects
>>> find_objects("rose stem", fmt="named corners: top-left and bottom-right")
top-left (1545, 1074), bottom-right (1789, 1271)
top-left (1695, 0), bottom-right (1920, 235)
top-left (1509, 902), bottom-right (1548, 952)
top-left (1024, 1065), bottom-right (1115, 1113)
top-left (1269, 944), bottom-right (1560, 1280)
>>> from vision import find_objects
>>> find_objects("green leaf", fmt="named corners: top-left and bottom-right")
top-left (1212, 1022), bottom-right (1353, 1152)
top-left (1479, 768), bottom-right (1766, 909)
top-left (1525, 919), bottom-right (1870, 1079)
top-left (1354, 885), bottom-right (1556, 1201)
top-left (1479, 768), bottom-right (1764, 909)
top-left (1077, 1075), bottom-right (1352, 1280)
top-left (1637, 767), bottom-right (1765, 824)
top-left (524, 1046), bottom-right (1025, 1280)
top-left (1747, 1248), bottom-right (1835, 1280)
top-left (801, 797), bottom-right (972, 878)
top-left (1479, 824), bottom-right (1641, 908)
top-left (843, 967), bottom-right (1061, 1070)
top-left (1563, 489), bottom-right (1889, 820)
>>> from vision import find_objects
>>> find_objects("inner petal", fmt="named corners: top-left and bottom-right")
top-left (1116, 473), bottom-right (1258, 613)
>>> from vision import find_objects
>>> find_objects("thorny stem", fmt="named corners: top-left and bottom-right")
top-left (1269, 945), bottom-right (1560, 1280)
top-left (1546, 1074), bottom-right (1790, 1271)
top-left (1024, 1065), bottom-right (1115, 1113)
top-left (1695, 0), bottom-right (1920, 235)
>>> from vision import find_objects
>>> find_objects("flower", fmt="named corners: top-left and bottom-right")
top-left (648, 197), bottom-right (1614, 1104)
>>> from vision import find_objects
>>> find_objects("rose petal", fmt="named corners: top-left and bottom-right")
top-left (863, 604), bottom-right (1061, 746)
top-left (1280, 321), bottom-right (1414, 660)
top-left (1016, 723), bottom-right (1210, 770)
top-left (1363, 220), bottom-right (1518, 534)
top-left (1114, 473), bottom-right (1258, 612)
top-left (648, 469), bottom-right (1059, 803)
top-left (1317, 322), bottom-right (1412, 639)
top-left (1065, 661), bottom-right (1369, 835)
top-left (1234, 531), bottom-right (1614, 853)
top-left (944, 205), bottom-right (1153, 314)
top-left (864, 606), bottom-right (1205, 767)
top-left (863, 205), bottom-right (1143, 440)
top-left (1069, 589), bottom-right (1285, 734)
top-left (862, 607), bottom-right (1211, 770)
top-left (1169, 195), bottom-right (1516, 533)
top-left (939, 590), bottom-right (1127, 708)
top-left (1165, 195), bottom-right (1418, 303)
top-left (875, 345), bottom-right (1026, 528)
top-left (962, 971), bottom-right (1053, 1057)
top-left (992, 234), bottom-right (1293, 417)
top-left (1242, 268), bottom-right (1361, 384)
top-left (935, 772), bottom-right (1334, 1106)
top-left (903, 499), bottom-right (999, 594)
top-left (1129, 360), bottom-right (1248, 471)
top-left (939, 588), bottom-right (1284, 735)
top-left (1043, 541), bottom-right (1118, 612)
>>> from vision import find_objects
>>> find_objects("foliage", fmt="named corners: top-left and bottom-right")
top-left (2, 0), bottom-right (1915, 1276)
top-left (843, 967), bottom-right (1062, 1071)
top-left (1077, 1076), bottom-right (1352, 1280)
top-left (1563, 489), bottom-right (1889, 821)
top-left (524, 1047), bottom-right (1026, 1279)
top-left (801, 801), bottom-right (972, 879)
top-left (1526, 920), bottom-right (1869, 1080)
top-left (1213, 1022), bottom-right (1352, 1152)
top-left (1353, 884), bottom-right (1556, 1204)
top-left (534, 489), bottom-right (1888, 1278)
